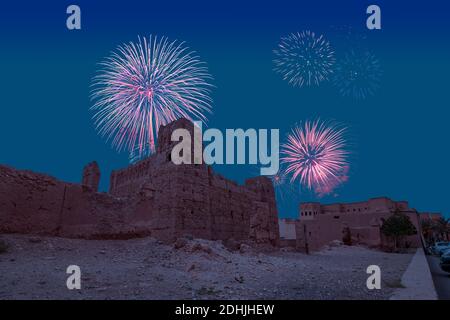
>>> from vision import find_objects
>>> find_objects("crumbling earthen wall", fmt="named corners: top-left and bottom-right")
top-left (295, 198), bottom-right (421, 252)
top-left (82, 161), bottom-right (100, 192)
top-left (0, 165), bottom-right (146, 238)
top-left (0, 118), bottom-right (280, 246)
top-left (0, 165), bottom-right (65, 235)
top-left (108, 119), bottom-right (280, 244)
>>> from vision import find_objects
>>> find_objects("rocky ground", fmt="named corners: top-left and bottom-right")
top-left (0, 234), bottom-right (414, 300)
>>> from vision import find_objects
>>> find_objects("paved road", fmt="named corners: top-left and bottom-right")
top-left (427, 256), bottom-right (450, 300)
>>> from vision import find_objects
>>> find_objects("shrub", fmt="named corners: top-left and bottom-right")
top-left (381, 211), bottom-right (417, 250)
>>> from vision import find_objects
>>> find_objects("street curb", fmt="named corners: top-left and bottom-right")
top-left (390, 248), bottom-right (438, 300)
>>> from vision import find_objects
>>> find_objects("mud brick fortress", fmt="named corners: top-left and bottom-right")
top-left (280, 197), bottom-right (429, 252)
top-left (0, 117), bottom-right (442, 251)
top-left (0, 119), bottom-right (279, 246)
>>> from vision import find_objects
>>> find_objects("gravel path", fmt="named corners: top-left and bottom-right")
top-left (0, 234), bottom-right (413, 300)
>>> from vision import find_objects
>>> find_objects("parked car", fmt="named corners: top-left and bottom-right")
top-left (433, 242), bottom-right (450, 255)
top-left (440, 250), bottom-right (450, 273)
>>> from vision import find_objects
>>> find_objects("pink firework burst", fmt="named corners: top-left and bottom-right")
top-left (281, 120), bottom-right (349, 196)
top-left (91, 36), bottom-right (213, 157)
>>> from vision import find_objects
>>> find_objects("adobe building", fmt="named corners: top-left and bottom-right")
top-left (419, 212), bottom-right (446, 242)
top-left (0, 118), bottom-right (280, 246)
top-left (419, 212), bottom-right (443, 222)
top-left (294, 197), bottom-right (423, 252)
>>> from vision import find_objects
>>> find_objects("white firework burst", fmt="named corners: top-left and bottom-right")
top-left (273, 31), bottom-right (335, 87)
top-left (332, 50), bottom-right (382, 99)
top-left (90, 35), bottom-right (213, 158)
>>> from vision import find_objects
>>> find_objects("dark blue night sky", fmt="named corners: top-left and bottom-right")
top-left (0, 1), bottom-right (449, 218)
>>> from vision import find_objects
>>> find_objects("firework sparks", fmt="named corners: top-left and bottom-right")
top-left (91, 35), bottom-right (213, 157)
top-left (273, 31), bottom-right (335, 87)
top-left (281, 120), bottom-right (349, 196)
top-left (128, 142), bottom-right (152, 164)
top-left (332, 50), bottom-right (382, 99)
top-left (314, 165), bottom-right (349, 198)
top-left (270, 171), bottom-right (286, 189)
top-left (268, 169), bottom-right (300, 204)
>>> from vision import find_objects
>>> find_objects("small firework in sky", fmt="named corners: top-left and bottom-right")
top-left (91, 36), bottom-right (213, 158)
top-left (281, 120), bottom-right (349, 196)
top-left (273, 31), bottom-right (335, 87)
top-left (268, 170), bottom-right (300, 204)
top-left (332, 50), bottom-right (382, 99)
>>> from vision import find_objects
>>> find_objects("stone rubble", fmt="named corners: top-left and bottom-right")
top-left (0, 234), bottom-right (414, 300)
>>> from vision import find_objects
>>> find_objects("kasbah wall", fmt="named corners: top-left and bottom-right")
top-left (294, 198), bottom-right (424, 253)
top-left (0, 118), bottom-right (280, 246)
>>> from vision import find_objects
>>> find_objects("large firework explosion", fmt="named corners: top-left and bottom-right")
top-left (273, 31), bottom-right (335, 87)
top-left (281, 120), bottom-right (349, 196)
top-left (91, 36), bottom-right (213, 158)
top-left (332, 50), bottom-right (382, 99)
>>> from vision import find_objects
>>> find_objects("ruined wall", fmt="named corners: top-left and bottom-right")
top-left (0, 118), bottom-right (280, 246)
top-left (208, 172), bottom-right (249, 241)
top-left (82, 161), bottom-right (100, 192)
top-left (107, 118), bottom-right (279, 245)
top-left (109, 118), bottom-right (203, 197)
top-left (296, 200), bottom-right (421, 252)
top-left (245, 177), bottom-right (280, 246)
top-left (0, 165), bottom-right (66, 235)
top-left (0, 164), bottom-right (152, 238)
top-left (300, 197), bottom-right (412, 218)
